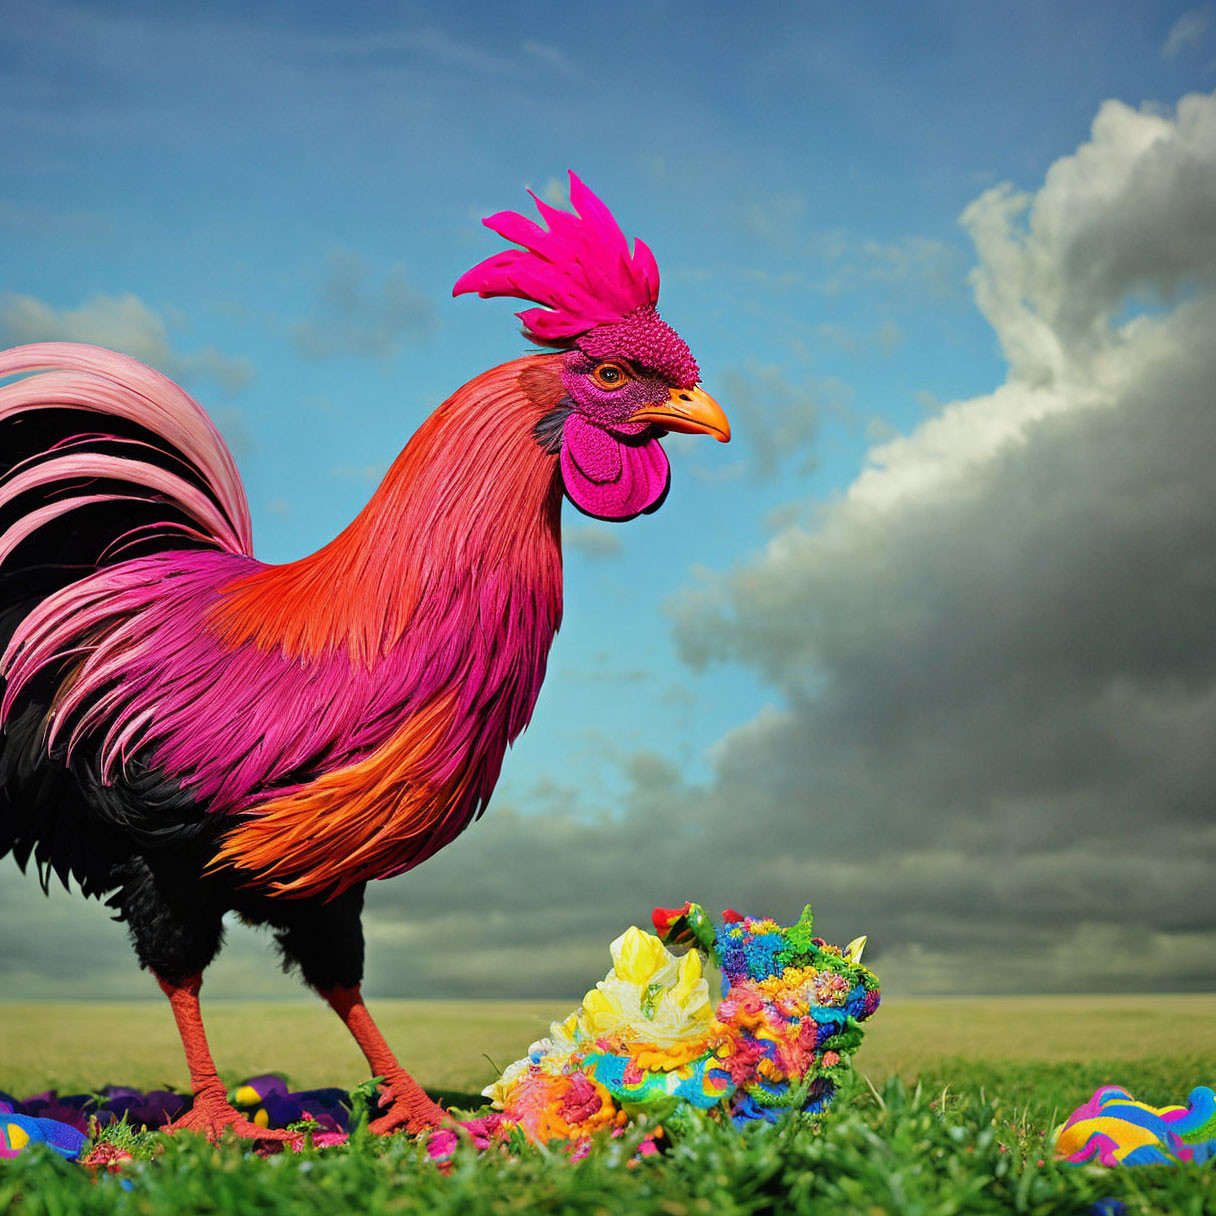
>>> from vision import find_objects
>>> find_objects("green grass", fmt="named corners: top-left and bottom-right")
top-left (2, 998), bottom-right (1214, 1215)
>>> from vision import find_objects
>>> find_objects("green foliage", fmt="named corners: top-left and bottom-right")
top-left (87, 1115), bottom-right (163, 1163)
top-left (2, 1063), bottom-right (1213, 1215)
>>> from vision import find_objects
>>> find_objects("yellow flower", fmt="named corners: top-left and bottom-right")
top-left (613, 926), bottom-right (673, 984)
top-left (577, 927), bottom-right (714, 1048)
top-left (485, 925), bottom-right (723, 1110)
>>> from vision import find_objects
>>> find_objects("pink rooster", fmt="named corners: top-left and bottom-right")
top-left (0, 174), bottom-right (728, 1140)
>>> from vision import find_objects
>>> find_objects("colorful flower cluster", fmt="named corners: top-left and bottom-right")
top-left (480, 902), bottom-right (880, 1148)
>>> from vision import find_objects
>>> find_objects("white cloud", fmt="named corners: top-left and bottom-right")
top-left (820, 234), bottom-right (967, 301)
top-left (742, 190), bottom-right (808, 248)
top-left (521, 41), bottom-right (575, 77)
top-left (717, 363), bottom-right (845, 481)
top-left (540, 177), bottom-right (570, 208)
top-left (844, 92), bottom-right (1216, 514)
top-left (813, 319), bottom-right (903, 358)
top-left (290, 249), bottom-right (434, 359)
top-left (0, 291), bottom-right (252, 391)
top-left (332, 461), bottom-right (391, 484)
top-left (1162, 7), bottom-right (1211, 56)
top-left (564, 524), bottom-right (624, 559)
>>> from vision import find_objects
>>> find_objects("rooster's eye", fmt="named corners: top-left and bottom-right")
top-left (592, 362), bottom-right (629, 390)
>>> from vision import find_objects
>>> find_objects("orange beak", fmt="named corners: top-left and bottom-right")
top-left (627, 385), bottom-right (731, 443)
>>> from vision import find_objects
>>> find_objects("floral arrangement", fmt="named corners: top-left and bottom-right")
top-left (3, 902), bottom-right (882, 1166)
top-left (474, 901), bottom-right (881, 1148)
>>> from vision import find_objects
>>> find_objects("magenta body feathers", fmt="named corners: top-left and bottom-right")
top-left (0, 348), bottom-right (565, 894)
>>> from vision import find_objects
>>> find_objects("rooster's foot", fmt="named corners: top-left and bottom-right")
top-left (166, 1091), bottom-right (303, 1148)
top-left (369, 1076), bottom-right (447, 1136)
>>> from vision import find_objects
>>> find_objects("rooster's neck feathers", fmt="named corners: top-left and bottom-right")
top-left (202, 355), bottom-right (568, 896)
top-left (212, 356), bottom-right (565, 669)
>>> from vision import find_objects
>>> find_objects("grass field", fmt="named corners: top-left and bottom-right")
top-left (2, 996), bottom-right (1214, 1215)
top-left (3, 994), bottom-right (1213, 1097)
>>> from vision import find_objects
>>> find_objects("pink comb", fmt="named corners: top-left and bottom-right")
top-left (453, 172), bottom-right (661, 345)
top-left (454, 172), bottom-right (700, 386)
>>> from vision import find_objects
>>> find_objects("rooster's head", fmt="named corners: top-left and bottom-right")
top-left (454, 172), bottom-right (729, 522)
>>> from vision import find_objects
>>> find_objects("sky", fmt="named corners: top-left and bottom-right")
top-left (1, 0), bottom-right (1214, 1002)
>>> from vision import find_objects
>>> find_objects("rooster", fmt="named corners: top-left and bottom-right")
top-left (0, 174), bottom-right (729, 1141)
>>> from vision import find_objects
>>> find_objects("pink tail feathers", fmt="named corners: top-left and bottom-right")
top-left (0, 343), bottom-right (253, 562)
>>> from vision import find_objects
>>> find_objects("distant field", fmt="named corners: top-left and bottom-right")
top-left (2, 993), bottom-right (1213, 1098)
top-left (0, 998), bottom-right (564, 1097)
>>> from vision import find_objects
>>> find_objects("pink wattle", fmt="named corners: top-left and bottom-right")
top-left (560, 414), bottom-right (669, 521)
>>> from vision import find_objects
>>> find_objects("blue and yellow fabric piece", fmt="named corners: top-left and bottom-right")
top-left (0, 1109), bottom-right (88, 1160)
top-left (0, 1076), bottom-right (349, 1161)
top-left (1056, 1085), bottom-right (1216, 1167)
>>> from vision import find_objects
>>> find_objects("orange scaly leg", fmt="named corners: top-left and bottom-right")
top-left (157, 973), bottom-right (300, 1145)
top-left (318, 984), bottom-right (446, 1135)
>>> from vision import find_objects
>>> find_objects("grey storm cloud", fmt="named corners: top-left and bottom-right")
top-left (4, 92), bottom-right (1216, 1001)
top-left (664, 91), bottom-right (1216, 993)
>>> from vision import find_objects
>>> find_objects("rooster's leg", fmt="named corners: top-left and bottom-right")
top-left (108, 855), bottom-right (296, 1144)
top-left (267, 881), bottom-right (445, 1135)
top-left (157, 972), bottom-right (301, 1145)
top-left (317, 984), bottom-right (446, 1134)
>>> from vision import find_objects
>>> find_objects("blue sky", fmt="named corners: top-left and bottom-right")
top-left (2, 1), bottom-right (1215, 999)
